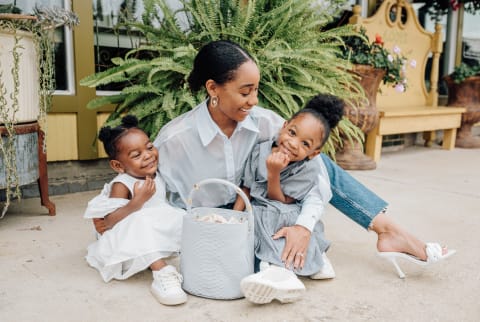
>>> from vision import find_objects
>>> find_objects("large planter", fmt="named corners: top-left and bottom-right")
top-left (0, 124), bottom-right (39, 188)
top-left (444, 75), bottom-right (480, 148)
top-left (336, 64), bottom-right (385, 170)
top-left (0, 16), bottom-right (55, 216)
top-left (0, 28), bottom-right (40, 123)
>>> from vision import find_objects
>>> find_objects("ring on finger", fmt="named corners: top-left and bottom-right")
top-left (296, 252), bottom-right (304, 257)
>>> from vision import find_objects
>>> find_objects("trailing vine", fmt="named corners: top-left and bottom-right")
top-left (0, 9), bottom-right (78, 217)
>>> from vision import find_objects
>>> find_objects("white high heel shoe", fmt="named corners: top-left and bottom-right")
top-left (377, 243), bottom-right (456, 278)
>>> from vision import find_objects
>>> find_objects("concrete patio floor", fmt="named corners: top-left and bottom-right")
top-left (1, 145), bottom-right (479, 322)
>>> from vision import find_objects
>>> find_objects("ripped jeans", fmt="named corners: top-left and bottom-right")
top-left (321, 154), bottom-right (388, 230)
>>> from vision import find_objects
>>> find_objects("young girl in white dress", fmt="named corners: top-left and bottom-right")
top-left (84, 115), bottom-right (187, 306)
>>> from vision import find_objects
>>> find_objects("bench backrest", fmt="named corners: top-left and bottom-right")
top-left (349, 0), bottom-right (442, 109)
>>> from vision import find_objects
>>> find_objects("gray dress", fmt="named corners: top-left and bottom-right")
top-left (243, 140), bottom-right (330, 276)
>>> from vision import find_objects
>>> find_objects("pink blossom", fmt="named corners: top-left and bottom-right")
top-left (394, 83), bottom-right (405, 93)
top-left (388, 54), bottom-right (394, 62)
top-left (393, 45), bottom-right (401, 54)
top-left (410, 59), bottom-right (417, 68)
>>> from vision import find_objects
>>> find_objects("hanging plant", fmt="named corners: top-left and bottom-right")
top-left (0, 7), bottom-right (79, 217)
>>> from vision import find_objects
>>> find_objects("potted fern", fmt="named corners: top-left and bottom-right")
top-left (0, 5), bottom-right (78, 217)
top-left (80, 0), bottom-right (366, 159)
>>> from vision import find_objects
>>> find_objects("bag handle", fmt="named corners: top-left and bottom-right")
top-left (186, 178), bottom-right (253, 231)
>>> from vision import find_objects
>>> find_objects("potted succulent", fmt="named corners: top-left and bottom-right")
top-left (444, 62), bottom-right (480, 148)
top-left (0, 5), bottom-right (78, 217)
top-left (334, 28), bottom-right (414, 170)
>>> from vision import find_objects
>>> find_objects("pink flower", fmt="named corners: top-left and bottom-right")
top-left (388, 54), bottom-right (394, 62)
top-left (393, 45), bottom-right (401, 54)
top-left (410, 59), bottom-right (417, 68)
top-left (394, 83), bottom-right (405, 93)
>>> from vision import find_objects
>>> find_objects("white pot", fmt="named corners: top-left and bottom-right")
top-left (0, 29), bottom-right (40, 124)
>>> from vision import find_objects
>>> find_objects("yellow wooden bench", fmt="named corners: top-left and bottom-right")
top-left (349, 0), bottom-right (465, 162)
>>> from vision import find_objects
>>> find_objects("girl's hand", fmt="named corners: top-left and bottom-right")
top-left (266, 151), bottom-right (290, 174)
top-left (273, 225), bottom-right (311, 270)
top-left (132, 176), bottom-right (156, 206)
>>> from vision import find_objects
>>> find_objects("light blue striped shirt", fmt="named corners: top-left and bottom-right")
top-left (153, 100), bottom-right (331, 231)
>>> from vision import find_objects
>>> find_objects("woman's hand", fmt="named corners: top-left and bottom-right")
top-left (273, 225), bottom-right (311, 270)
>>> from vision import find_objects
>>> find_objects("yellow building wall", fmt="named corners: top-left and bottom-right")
top-left (45, 111), bottom-right (113, 161)
top-left (96, 113), bottom-right (110, 159)
top-left (46, 114), bottom-right (78, 161)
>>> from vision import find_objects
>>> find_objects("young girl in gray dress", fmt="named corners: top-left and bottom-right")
top-left (234, 93), bottom-right (344, 281)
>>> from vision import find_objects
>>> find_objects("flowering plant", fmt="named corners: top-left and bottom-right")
top-left (340, 28), bottom-right (415, 93)
top-left (422, 0), bottom-right (480, 22)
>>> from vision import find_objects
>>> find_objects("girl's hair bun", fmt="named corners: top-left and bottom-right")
top-left (121, 115), bottom-right (139, 128)
top-left (304, 94), bottom-right (344, 129)
top-left (98, 126), bottom-right (112, 143)
top-left (98, 114), bottom-right (140, 159)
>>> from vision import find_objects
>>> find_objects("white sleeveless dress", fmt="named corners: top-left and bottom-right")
top-left (84, 173), bottom-right (185, 282)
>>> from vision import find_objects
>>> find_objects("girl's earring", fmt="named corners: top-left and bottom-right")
top-left (211, 96), bottom-right (218, 107)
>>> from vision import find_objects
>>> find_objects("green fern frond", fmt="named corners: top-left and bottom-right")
top-left (86, 94), bottom-right (126, 109)
top-left (80, 59), bottom-right (151, 87)
top-left (81, 0), bottom-right (366, 159)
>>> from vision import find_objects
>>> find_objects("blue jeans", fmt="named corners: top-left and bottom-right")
top-left (321, 154), bottom-right (388, 229)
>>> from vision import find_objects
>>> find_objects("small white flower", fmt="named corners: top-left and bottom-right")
top-left (393, 45), bottom-right (401, 54)
top-left (410, 59), bottom-right (417, 68)
top-left (388, 54), bottom-right (394, 62)
top-left (394, 83), bottom-right (405, 93)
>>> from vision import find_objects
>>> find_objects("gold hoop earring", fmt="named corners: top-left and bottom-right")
top-left (211, 96), bottom-right (218, 107)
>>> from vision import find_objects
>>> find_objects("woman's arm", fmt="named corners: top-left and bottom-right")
top-left (233, 186), bottom-right (251, 211)
top-left (103, 177), bottom-right (156, 229)
top-left (275, 156), bottom-right (332, 269)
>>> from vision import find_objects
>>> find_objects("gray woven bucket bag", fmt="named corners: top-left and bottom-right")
top-left (180, 178), bottom-right (254, 299)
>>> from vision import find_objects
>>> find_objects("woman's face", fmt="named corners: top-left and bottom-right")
top-left (275, 113), bottom-right (324, 162)
top-left (211, 60), bottom-right (260, 122)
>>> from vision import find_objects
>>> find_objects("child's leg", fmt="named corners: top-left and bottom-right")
top-left (150, 258), bottom-right (187, 306)
top-left (150, 259), bottom-right (167, 271)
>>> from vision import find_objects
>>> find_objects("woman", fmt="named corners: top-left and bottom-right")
top-left (153, 40), bottom-right (454, 291)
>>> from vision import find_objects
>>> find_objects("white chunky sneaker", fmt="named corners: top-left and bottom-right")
top-left (151, 265), bottom-right (187, 305)
top-left (259, 260), bottom-right (271, 271)
top-left (240, 266), bottom-right (305, 304)
top-left (310, 253), bottom-right (336, 280)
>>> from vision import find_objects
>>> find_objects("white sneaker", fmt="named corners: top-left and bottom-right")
top-left (259, 260), bottom-right (271, 271)
top-left (151, 265), bottom-right (187, 305)
top-left (310, 253), bottom-right (336, 280)
top-left (240, 266), bottom-right (305, 304)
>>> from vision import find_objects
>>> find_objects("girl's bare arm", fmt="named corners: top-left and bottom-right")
top-left (103, 177), bottom-right (155, 229)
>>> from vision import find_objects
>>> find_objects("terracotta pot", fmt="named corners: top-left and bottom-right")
top-left (444, 75), bottom-right (480, 148)
top-left (336, 65), bottom-right (385, 170)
